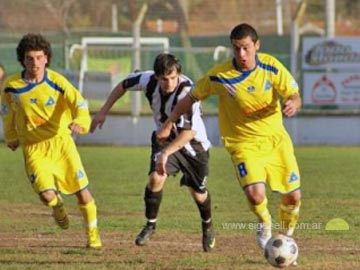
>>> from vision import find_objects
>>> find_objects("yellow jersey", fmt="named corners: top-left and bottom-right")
top-left (191, 53), bottom-right (299, 144)
top-left (1, 69), bottom-right (91, 145)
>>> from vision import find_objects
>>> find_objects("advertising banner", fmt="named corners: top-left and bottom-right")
top-left (303, 72), bottom-right (360, 106)
top-left (302, 37), bottom-right (360, 70)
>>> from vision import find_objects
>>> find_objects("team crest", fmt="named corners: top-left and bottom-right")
top-left (288, 172), bottom-right (299, 183)
top-left (46, 96), bottom-right (55, 106)
top-left (264, 80), bottom-right (272, 91)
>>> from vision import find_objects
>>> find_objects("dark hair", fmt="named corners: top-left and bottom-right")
top-left (230, 23), bottom-right (259, 43)
top-left (153, 53), bottom-right (181, 76)
top-left (16, 33), bottom-right (52, 67)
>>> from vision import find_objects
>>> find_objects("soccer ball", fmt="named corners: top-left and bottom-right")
top-left (264, 234), bottom-right (298, 268)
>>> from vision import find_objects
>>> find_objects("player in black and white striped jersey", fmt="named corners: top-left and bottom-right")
top-left (90, 53), bottom-right (215, 252)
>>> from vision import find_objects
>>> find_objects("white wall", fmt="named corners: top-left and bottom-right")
top-left (1, 115), bottom-right (359, 146)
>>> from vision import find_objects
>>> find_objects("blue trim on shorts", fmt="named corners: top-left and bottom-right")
top-left (242, 181), bottom-right (266, 190)
top-left (272, 187), bottom-right (301, 195)
top-left (38, 188), bottom-right (57, 195)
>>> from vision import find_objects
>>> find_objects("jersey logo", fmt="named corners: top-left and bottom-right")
top-left (247, 86), bottom-right (255, 92)
top-left (29, 173), bottom-right (36, 183)
top-left (264, 80), bottom-right (272, 91)
top-left (77, 169), bottom-right (85, 180)
top-left (30, 98), bottom-right (37, 104)
top-left (45, 96), bottom-right (55, 106)
top-left (238, 162), bottom-right (248, 177)
top-left (77, 101), bottom-right (88, 108)
top-left (288, 172), bottom-right (299, 183)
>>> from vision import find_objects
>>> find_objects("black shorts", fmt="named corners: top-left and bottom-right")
top-left (149, 132), bottom-right (209, 193)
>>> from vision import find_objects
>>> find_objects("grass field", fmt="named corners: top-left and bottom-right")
top-left (0, 145), bottom-right (359, 270)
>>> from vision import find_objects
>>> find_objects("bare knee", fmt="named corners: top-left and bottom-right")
top-left (244, 183), bottom-right (266, 205)
top-left (39, 190), bottom-right (57, 205)
top-left (76, 189), bottom-right (93, 205)
top-left (189, 188), bottom-right (208, 204)
top-left (281, 190), bottom-right (301, 205)
top-left (148, 172), bottom-right (166, 192)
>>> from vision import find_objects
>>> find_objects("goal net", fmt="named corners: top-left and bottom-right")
top-left (68, 37), bottom-right (169, 113)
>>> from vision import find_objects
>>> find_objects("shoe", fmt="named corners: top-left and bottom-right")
top-left (256, 221), bottom-right (272, 249)
top-left (202, 221), bottom-right (215, 252)
top-left (52, 198), bottom-right (69, 230)
top-left (135, 223), bottom-right (156, 246)
top-left (87, 227), bottom-right (102, 248)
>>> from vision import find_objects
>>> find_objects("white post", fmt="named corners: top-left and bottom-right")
top-left (325, 0), bottom-right (335, 37)
top-left (112, 4), bottom-right (118, 32)
top-left (290, 0), bottom-right (307, 80)
top-left (276, 0), bottom-right (283, 36)
top-left (132, 4), bottom-right (148, 118)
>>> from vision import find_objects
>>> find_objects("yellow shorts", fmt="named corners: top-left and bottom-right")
top-left (23, 135), bottom-right (89, 195)
top-left (229, 134), bottom-right (300, 194)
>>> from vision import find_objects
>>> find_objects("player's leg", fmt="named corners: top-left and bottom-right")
top-left (76, 189), bottom-right (102, 248)
top-left (40, 189), bottom-right (69, 229)
top-left (24, 142), bottom-right (70, 230)
top-left (244, 183), bottom-right (272, 249)
top-left (135, 171), bottom-right (167, 246)
top-left (189, 188), bottom-right (215, 252)
top-left (266, 134), bottom-right (301, 237)
top-left (58, 135), bottom-right (101, 248)
top-left (231, 144), bottom-right (272, 249)
top-left (279, 190), bottom-right (301, 236)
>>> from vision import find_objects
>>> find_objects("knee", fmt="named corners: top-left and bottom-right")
top-left (148, 172), bottom-right (166, 192)
top-left (39, 190), bottom-right (57, 205)
top-left (192, 190), bottom-right (208, 204)
top-left (245, 185), bottom-right (266, 205)
top-left (282, 190), bottom-right (301, 205)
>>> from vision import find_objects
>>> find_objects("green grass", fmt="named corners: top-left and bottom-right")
top-left (0, 145), bottom-right (359, 269)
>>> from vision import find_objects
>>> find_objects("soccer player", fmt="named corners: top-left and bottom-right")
top-left (157, 23), bottom-right (302, 251)
top-left (90, 53), bottom-right (215, 252)
top-left (1, 34), bottom-right (101, 248)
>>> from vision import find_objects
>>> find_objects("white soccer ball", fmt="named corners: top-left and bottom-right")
top-left (264, 234), bottom-right (298, 268)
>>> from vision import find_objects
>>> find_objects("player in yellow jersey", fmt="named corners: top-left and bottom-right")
top-left (157, 23), bottom-right (302, 254)
top-left (1, 34), bottom-right (101, 248)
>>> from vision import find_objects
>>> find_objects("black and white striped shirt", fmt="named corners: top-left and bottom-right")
top-left (123, 71), bottom-right (211, 155)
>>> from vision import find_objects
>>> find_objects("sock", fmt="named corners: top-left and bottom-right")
top-left (249, 197), bottom-right (271, 224)
top-left (144, 186), bottom-right (162, 226)
top-left (78, 199), bottom-right (98, 229)
top-left (195, 191), bottom-right (212, 229)
top-left (279, 201), bottom-right (301, 236)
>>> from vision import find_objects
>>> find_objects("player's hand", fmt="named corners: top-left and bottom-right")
top-left (68, 123), bottom-right (84, 134)
top-left (155, 151), bottom-right (168, 176)
top-left (90, 113), bottom-right (106, 133)
top-left (283, 99), bottom-right (298, 117)
top-left (156, 120), bottom-right (173, 144)
top-left (7, 140), bottom-right (19, 151)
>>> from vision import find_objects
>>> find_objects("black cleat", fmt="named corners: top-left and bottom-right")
top-left (202, 221), bottom-right (215, 252)
top-left (135, 223), bottom-right (156, 246)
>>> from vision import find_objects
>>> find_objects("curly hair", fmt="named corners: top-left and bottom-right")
top-left (16, 33), bottom-right (52, 67)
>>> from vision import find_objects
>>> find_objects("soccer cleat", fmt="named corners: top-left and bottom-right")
top-left (52, 199), bottom-right (69, 230)
top-left (135, 223), bottom-right (156, 246)
top-left (257, 221), bottom-right (272, 249)
top-left (87, 227), bottom-right (102, 248)
top-left (202, 221), bottom-right (215, 252)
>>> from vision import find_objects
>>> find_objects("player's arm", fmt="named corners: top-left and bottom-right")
top-left (1, 88), bottom-right (19, 150)
top-left (283, 93), bottom-right (301, 117)
top-left (90, 81), bottom-right (127, 132)
top-left (156, 93), bottom-right (196, 142)
top-left (155, 129), bottom-right (196, 176)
